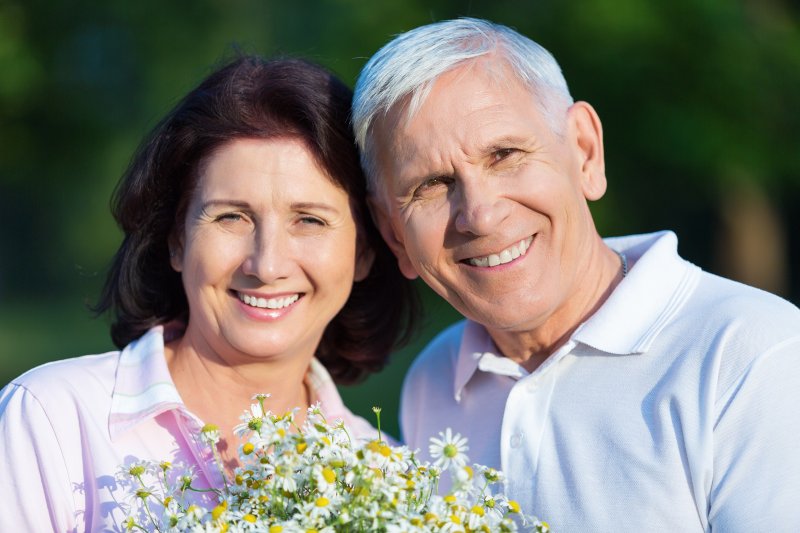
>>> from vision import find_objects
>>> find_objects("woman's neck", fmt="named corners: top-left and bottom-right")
top-left (164, 333), bottom-right (313, 473)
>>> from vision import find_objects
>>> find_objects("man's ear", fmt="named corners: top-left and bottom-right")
top-left (367, 194), bottom-right (419, 280)
top-left (567, 101), bottom-right (607, 201)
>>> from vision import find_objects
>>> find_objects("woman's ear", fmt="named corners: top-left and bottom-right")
top-left (353, 241), bottom-right (375, 282)
top-left (168, 231), bottom-right (184, 273)
top-left (367, 194), bottom-right (419, 280)
top-left (567, 101), bottom-right (607, 201)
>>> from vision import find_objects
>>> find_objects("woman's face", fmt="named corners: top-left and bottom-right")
top-left (171, 137), bottom-right (371, 364)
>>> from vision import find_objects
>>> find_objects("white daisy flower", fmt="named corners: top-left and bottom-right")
top-left (232, 401), bottom-right (268, 437)
top-left (122, 398), bottom-right (549, 533)
top-left (429, 428), bottom-right (469, 470)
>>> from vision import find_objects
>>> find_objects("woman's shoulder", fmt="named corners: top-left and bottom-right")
top-left (4, 349), bottom-right (121, 408)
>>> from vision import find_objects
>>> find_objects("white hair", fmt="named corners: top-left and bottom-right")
top-left (352, 17), bottom-right (574, 190)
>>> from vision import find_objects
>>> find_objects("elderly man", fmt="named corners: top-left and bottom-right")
top-left (353, 17), bottom-right (800, 532)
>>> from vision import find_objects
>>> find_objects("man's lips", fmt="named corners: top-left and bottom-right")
top-left (464, 236), bottom-right (533, 267)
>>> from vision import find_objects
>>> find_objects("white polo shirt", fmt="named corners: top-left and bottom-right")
top-left (401, 231), bottom-right (800, 532)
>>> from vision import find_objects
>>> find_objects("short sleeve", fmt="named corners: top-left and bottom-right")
top-left (0, 382), bottom-right (76, 532)
top-left (710, 337), bottom-right (800, 531)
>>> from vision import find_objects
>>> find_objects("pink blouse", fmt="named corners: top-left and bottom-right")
top-left (0, 326), bottom-right (378, 532)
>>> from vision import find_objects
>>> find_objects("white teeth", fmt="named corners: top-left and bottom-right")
top-left (468, 236), bottom-right (533, 268)
top-left (240, 293), bottom-right (300, 309)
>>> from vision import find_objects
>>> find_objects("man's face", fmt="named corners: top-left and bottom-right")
top-left (370, 62), bottom-right (606, 336)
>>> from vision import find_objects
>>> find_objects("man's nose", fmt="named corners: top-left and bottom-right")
top-left (453, 177), bottom-right (511, 236)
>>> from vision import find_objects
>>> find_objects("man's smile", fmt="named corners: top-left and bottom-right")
top-left (465, 236), bottom-right (533, 267)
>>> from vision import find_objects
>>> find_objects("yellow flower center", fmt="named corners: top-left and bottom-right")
top-left (322, 467), bottom-right (336, 483)
top-left (315, 496), bottom-right (330, 508)
top-left (443, 443), bottom-right (458, 458)
top-left (211, 502), bottom-right (227, 520)
top-left (243, 513), bottom-right (257, 523)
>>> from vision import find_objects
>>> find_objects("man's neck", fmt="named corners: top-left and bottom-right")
top-left (488, 244), bottom-right (625, 372)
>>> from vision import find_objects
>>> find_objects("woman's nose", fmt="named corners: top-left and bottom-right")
top-left (241, 223), bottom-right (295, 283)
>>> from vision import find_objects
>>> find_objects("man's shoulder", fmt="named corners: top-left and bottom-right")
top-left (691, 271), bottom-right (800, 336)
top-left (405, 319), bottom-right (467, 380)
top-left (673, 271), bottom-right (800, 394)
top-left (400, 320), bottom-right (469, 447)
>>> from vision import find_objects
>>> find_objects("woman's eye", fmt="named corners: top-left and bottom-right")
top-left (216, 213), bottom-right (243, 223)
top-left (299, 216), bottom-right (325, 226)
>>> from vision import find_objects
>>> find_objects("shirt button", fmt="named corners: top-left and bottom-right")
top-left (510, 433), bottom-right (523, 448)
top-left (525, 380), bottom-right (538, 393)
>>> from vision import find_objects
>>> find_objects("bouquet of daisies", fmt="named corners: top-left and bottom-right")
top-left (121, 394), bottom-right (549, 532)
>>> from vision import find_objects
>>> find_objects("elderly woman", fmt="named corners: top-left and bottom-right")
top-left (0, 55), bottom-right (417, 531)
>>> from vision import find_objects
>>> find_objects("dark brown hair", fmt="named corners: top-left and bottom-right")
top-left (94, 55), bottom-right (418, 384)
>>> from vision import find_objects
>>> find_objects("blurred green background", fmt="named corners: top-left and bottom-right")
top-left (1, 0), bottom-right (799, 439)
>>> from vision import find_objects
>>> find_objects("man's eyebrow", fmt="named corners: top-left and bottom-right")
top-left (479, 134), bottom-right (535, 153)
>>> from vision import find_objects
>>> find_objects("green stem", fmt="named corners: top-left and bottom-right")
top-left (141, 499), bottom-right (161, 533)
top-left (209, 442), bottom-right (230, 493)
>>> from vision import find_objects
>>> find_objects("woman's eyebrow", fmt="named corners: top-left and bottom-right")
top-left (290, 201), bottom-right (340, 214)
top-left (200, 199), bottom-right (251, 210)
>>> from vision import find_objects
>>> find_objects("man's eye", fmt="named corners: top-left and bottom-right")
top-left (415, 176), bottom-right (450, 194)
top-left (494, 148), bottom-right (516, 162)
